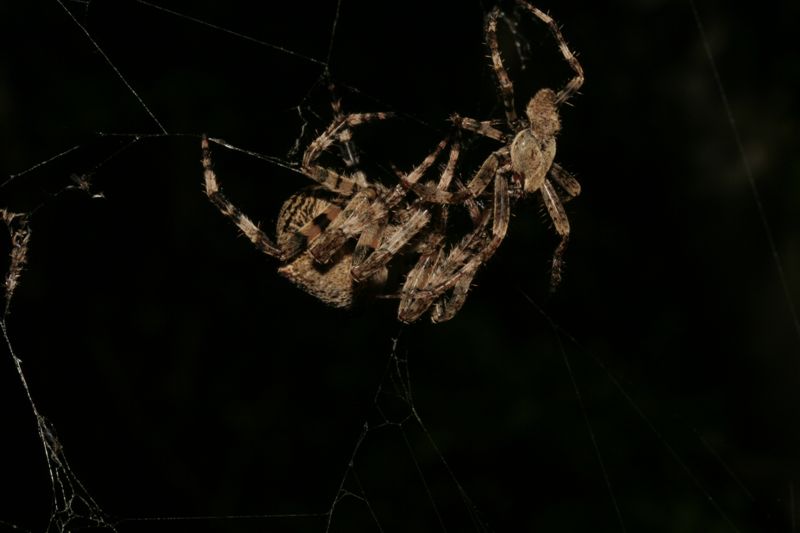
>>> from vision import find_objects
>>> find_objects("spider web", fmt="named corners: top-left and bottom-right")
top-left (1, 0), bottom-right (799, 532)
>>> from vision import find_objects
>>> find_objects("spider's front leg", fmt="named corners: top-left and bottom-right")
top-left (202, 135), bottom-right (290, 260)
top-left (486, 7), bottom-right (520, 128)
top-left (514, 1), bottom-right (584, 105)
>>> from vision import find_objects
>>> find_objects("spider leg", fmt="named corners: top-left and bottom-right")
top-left (352, 218), bottom-right (385, 261)
top-left (398, 167), bottom-right (511, 323)
top-left (515, 2), bottom-right (584, 105)
top-left (384, 137), bottom-right (450, 207)
top-left (487, 7), bottom-right (520, 128)
top-left (541, 177), bottom-right (570, 290)
top-left (306, 188), bottom-right (387, 264)
top-left (399, 247), bottom-right (446, 310)
top-left (436, 135), bottom-right (460, 192)
top-left (307, 136), bottom-right (450, 272)
top-left (427, 182), bottom-right (486, 322)
top-left (430, 266), bottom-right (479, 324)
top-left (350, 207), bottom-right (431, 282)
top-left (350, 138), bottom-right (456, 281)
top-left (451, 114), bottom-right (508, 143)
top-left (302, 112), bottom-right (393, 195)
top-left (549, 162), bottom-right (581, 199)
top-left (451, 178), bottom-right (484, 226)
top-left (327, 82), bottom-right (359, 169)
top-left (327, 80), bottom-right (372, 189)
top-left (402, 147), bottom-right (508, 205)
top-left (397, 211), bottom-right (491, 324)
top-left (294, 87), bottom-right (395, 267)
top-left (202, 136), bottom-right (287, 259)
top-left (445, 165), bottom-right (511, 285)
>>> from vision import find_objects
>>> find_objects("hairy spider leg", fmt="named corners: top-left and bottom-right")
top-left (350, 138), bottom-right (457, 282)
top-left (541, 178), bottom-right (570, 289)
top-left (487, 8), bottom-right (519, 129)
top-left (307, 137), bottom-right (448, 267)
top-left (398, 166), bottom-right (511, 323)
top-left (514, 1), bottom-right (584, 105)
top-left (301, 112), bottom-right (393, 195)
top-left (202, 135), bottom-right (288, 259)
top-left (549, 162), bottom-right (581, 198)
top-left (401, 145), bottom-right (509, 205)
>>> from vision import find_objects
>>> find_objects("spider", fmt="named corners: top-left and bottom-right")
top-left (202, 2), bottom-right (583, 324)
top-left (395, 1), bottom-right (585, 323)
top-left (201, 94), bottom-right (462, 312)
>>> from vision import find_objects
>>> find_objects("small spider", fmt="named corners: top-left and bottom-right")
top-left (396, 1), bottom-right (584, 323)
top-left (201, 95), bottom-right (461, 312)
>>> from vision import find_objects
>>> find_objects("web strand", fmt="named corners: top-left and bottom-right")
top-left (55, 0), bottom-right (167, 134)
top-left (550, 326), bottom-right (628, 533)
top-left (134, 0), bottom-right (326, 67)
top-left (519, 289), bottom-right (745, 533)
top-left (688, 0), bottom-right (800, 348)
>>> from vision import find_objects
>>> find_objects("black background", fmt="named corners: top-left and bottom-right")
top-left (1, 0), bottom-right (799, 531)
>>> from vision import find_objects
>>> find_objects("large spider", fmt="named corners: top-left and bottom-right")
top-left (395, 1), bottom-right (585, 323)
top-left (201, 94), bottom-right (462, 312)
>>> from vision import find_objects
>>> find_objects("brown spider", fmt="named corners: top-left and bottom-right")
top-left (202, 98), bottom-right (462, 311)
top-left (396, 1), bottom-right (585, 323)
top-left (202, 2), bottom-right (582, 324)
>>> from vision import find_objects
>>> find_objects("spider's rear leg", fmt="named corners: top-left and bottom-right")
top-left (541, 177), bottom-right (570, 290)
top-left (202, 135), bottom-right (287, 259)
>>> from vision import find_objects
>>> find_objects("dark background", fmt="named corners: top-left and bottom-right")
top-left (1, 0), bottom-right (799, 531)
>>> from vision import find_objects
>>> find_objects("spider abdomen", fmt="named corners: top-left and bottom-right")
top-left (276, 188), bottom-right (356, 308)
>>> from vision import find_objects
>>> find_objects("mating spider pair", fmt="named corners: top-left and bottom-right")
top-left (202, 1), bottom-right (584, 323)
